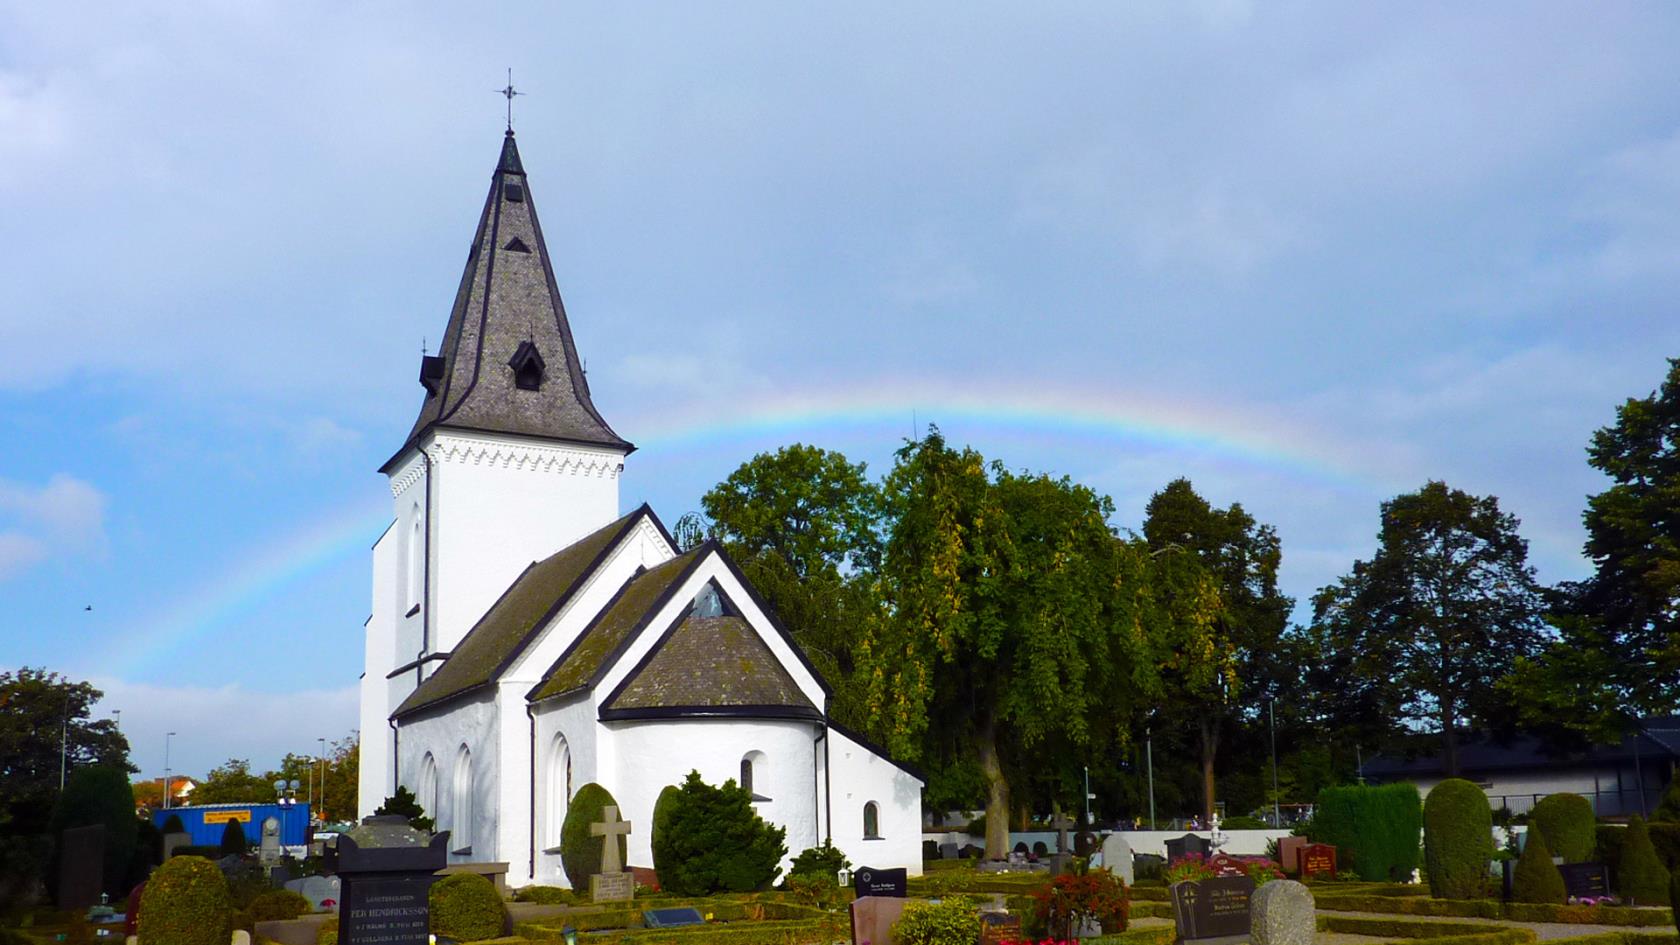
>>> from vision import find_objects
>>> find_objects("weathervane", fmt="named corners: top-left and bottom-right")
top-left (497, 68), bottom-right (523, 132)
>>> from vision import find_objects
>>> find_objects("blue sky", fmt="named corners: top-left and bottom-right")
top-left (4, 2), bottom-right (1680, 784)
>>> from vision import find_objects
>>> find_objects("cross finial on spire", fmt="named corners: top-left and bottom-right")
top-left (497, 68), bottom-right (523, 132)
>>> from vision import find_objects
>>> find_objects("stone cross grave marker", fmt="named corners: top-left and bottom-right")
top-left (1170, 874), bottom-right (1255, 945)
top-left (1051, 812), bottom-right (1076, 854)
top-left (1251, 879), bottom-right (1314, 945)
top-left (590, 806), bottom-right (634, 902)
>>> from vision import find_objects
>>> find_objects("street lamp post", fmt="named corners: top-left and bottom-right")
top-left (164, 732), bottom-right (177, 810)
top-left (318, 737), bottom-right (328, 823)
top-left (1268, 697), bottom-right (1281, 827)
top-left (1146, 726), bottom-right (1156, 830)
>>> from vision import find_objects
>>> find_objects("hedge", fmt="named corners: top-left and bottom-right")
top-left (652, 772), bottom-right (786, 895)
top-left (1316, 915), bottom-right (1533, 945)
top-left (1313, 892), bottom-right (1672, 926)
top-left (1427, 779), bottom-right (1495, 899)
top-left (136, 855), bottom-right (233, 945)
top-left (1531, 794), bottom-right (1597, 864)
top-left (562, 783), bottom-right (627, 890)
top-left (1599, 823), bottom-right (1680, 872)
top-left (246, 889), bottom-right (310, 922)
top-left (1619, 816), bottom-right (1669, 906)
top-left (1311, 783), bottom-right (1424, 882)
top-left (518, 917), bottom-right (837, 945)
top-left (430, 872), bottom-right (506, 942)
top-left (1513, 829), bottom-right (1567, 904)
top-left (512, 885), bottom-right (578, 905)
top-left (1545, 936), bottom-right (1679, 945)
top-left (893, 899), bottom-right (983, 945)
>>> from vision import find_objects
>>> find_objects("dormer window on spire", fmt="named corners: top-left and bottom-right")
top-left (508, 341), bottom-right (546, 391)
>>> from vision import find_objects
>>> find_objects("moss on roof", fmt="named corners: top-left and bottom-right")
top-left (604, 615), bottom-right (817, 714)
top-left (527, 547), bottom-right (705, 702)
top-left (393, 510), bottom-right (644, 718)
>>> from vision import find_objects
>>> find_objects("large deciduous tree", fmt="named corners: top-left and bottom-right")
top-left (1141, 479), bottom-right (1292, 822)
top-left (190, 759), bottom-right (276, 805)
top-left (1313, 481), bottom-right (1546, 775)
top-left (858, 429), bottom-right (1148, 858)
top-left (0, 668), bottom-right (131, 830)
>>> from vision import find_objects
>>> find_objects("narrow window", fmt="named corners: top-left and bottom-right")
top-left (508, 341), bottom-right (545, 391)
top-left (452, 745), bottom-right (473, 854)
top-left (419, 753), bottom-right (438, 824)
top-left (740, 758), bottom-right (753, 794)
top-left (407, 508), bottom-right (423, 615)
top-left (863, 801), bottom-right (881, 839)
top-left (547, 734), bottom-right (571, 848)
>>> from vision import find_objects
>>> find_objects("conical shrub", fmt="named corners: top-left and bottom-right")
top-left (1619, 816), bottom-right (1668, 905)
top-left (1512, 828), bottom-right (1565, 904)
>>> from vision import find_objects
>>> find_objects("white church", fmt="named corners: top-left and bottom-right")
top-left (357, 131), bottom-right (924, 889)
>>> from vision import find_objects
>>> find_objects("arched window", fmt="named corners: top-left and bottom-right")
top-left (863, 801), bottom-right (881, 840)
top-left (741, 750), bottom-right (767, 800)
top-left (546, 733), bottom-right (571, 848)
top-left (451, 745), bottom-right (473, 854)
top-left (407, 506), bottom-right (423, 613)
top-left (740, 758), bottom-right (753, 793)
top-left (418, 753), bottom-right (438, 824)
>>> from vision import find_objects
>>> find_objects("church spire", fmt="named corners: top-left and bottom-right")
top-left (385, 131), bottom-right (631, 471)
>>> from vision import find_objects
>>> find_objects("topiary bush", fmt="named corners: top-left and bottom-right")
top-left (787, 839), bottom-right (851, 882)
top-left (512, 885), bottom-right (577, 904)
top-left (429, 872), bottom-right (505, 942)
top-left (218, 819), bottom-right (248, 856)
top-left (1310, 783), bottom-right (1423, 882)
top-left (1618, 815), bottom-right (1669, 906)
top-left (1529, 794), bottom-right (1596, 863)
top-left (137, 855), bottom-right (233, 945)
top-left (651, 784), bottom-right (682, 884)
top-left (1424, 779), bottom-right (1493, 900)
top-left (893, 898), bottom-right (984, 945)
top-left (561, 782), bottom-right (627, 890)
top-left (246, 888), bottom-right (311, 921)
top-left (1654, 779), bottom-right (1680, 823)
top-left (650, 770), bottom-right (788, 896)
top-left (1511, 829), bottom-right (1565, 904)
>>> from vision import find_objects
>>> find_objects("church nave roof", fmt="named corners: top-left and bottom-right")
top-left (599, 613), bottom-right (821, 721)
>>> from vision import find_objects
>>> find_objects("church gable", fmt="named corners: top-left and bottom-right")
top-left (391, 506), bottom-right (653, 719)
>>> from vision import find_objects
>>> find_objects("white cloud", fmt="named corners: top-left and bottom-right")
top-left (0, 474), bottom-right (108, 579)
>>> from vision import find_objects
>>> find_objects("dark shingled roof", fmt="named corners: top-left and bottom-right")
top-left (1363, 717), bottom-right (1680, 779)
top-left (601, 614), bottom-right (820, 720)
top-left (382, 131), bottom-right (630, 473)
top-left (391, 508), bottom-right (647, 718)
top-left (527, 546), bottom-right (708, 703)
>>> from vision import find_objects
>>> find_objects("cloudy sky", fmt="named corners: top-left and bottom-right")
top-left (4, 2), bottom-right (1679, 783)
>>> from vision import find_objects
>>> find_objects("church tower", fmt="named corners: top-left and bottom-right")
top-left (360, 131), bottom-right (631, 813)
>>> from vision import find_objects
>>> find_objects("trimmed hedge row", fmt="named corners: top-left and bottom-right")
top-left (519, 917), bottom-right (838, 945)
top-left (1317, 915), bottom-right (1533, 945)
top-left (1542, 935), bottom-right (1679, 945)
top-left (1316, 893), bottom-right (1674, 927)
top-left (1312, 783), bottom-right (1424, 882)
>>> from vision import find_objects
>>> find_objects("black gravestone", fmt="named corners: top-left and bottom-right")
top-left (57, 824), bottom-right (108, 911)
top-left (644, 908), bottom-right (705, 928)
top-left (1165, 833), bottom-right (1213, 863)
top-left (1171, 875), bottom-right (1256, 945)
top-left (327, 816), bottom-right (450, 945)
top-left (1559, 863), bottom-right (1611, 901)
top-left (852, 866), bottom-right (908, 898)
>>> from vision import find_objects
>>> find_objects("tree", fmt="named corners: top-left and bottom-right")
top-left (1141, 479), bottom-right (1292, 822)
top-left (268, 732), bottom-right (358, 823)
top-left (1311, 482), bottom-right (1547, 775)
top-left (48, 765), bottom-right (138, 899)
top-left (858, 429), bottom-right (1151, 858)
top-left (0, 668), bottom-right (132, 830)
top-left (651, 771), bottom-right (786, 895)
top-left (374, 786), bottom-right (434, 832)
top-left (190, 760), bottom-right (275, 805)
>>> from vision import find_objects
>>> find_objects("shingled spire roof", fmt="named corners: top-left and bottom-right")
top-left (383, 131), bottom-right (631, 471)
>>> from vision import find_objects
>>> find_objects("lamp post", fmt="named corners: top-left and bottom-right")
top-left (1146, 725), bottom-right (1156, 830)
top-left (318, 737), bottom-right (328, 824)
top-left (164, 732), bottom-right (177, 810)
top-left (1268, 697), bottom-right (1280, 828)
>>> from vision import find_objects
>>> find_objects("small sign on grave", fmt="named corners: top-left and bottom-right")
top-left (1299, 844), bottom-right (1337, 879)
top-left (645, 908), bottom-right (706, 928)
top-left (1171, 875), bottom-right (1255, 945)
top-left (853, 866), bottom-right (908, 898)
top-left (1206, 853), bottom-right (1245, 877)
top-left (1559, 863), bottom-right (1611, 901)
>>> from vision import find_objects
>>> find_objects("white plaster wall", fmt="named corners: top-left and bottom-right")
top-left (527, 695), bottom-right (600, 887)
top-left (827, 727), bottom-right (923, 876)
top-left (428, 432), bottom-right (624, 654)
top-left (1410, 766), bottom-right (1662, 814)
top-left (397, 692), bottom-right (499, 865)
top-left (1082, 829), bottom-right (1293, 859)
top-left (608, 719), bottom-right (822, 877)
top-left (359, 523), bottom-right (398, 818)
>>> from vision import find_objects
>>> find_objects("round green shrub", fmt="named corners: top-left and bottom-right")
top-left (651, 784), bottom-right (682, 883)
top-left (136, 855), bottom-right (233, 945)
top-left (315, 918), bottom-right (338, 945)
top-left (1619, 815), bottom-right (1669, 906)
top-left (1529, 793), bottom-right (1596, 863)
top-left (651, 770), bottom-right (788, 896)
top-left (561, 782), bottom-right (627, 890)
top-left (1424, 778), bottom-right (1493, 900)
top-left (512, 884), bottom-right (576, 904)
top-left (246, 888), bottom-right (311, 921)
top-left (894, 898), bottom-right (983, 945)
top-left (1511, 829), bottom-right (1566, 904)
top-left (787, 839), bottom-right (851, 882)
top-left (429, 872), bottom-right (505, 942)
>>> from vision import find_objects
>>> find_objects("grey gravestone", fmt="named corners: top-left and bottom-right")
top-left (1101, 833), bottom-right (1135, 885)
top-left (589, 805), bottom-right (634, 902)
top-left (1559, 864), bottom-right (1611, 900)
top-left (644, 908), bottom-right (705, 928)
top-left (853, 866), bottom-right (908, 898)
top-left (284, 875), bottom-right (341, 912)
top-left (939, 842), bottom-right (961, 860)
top-left (1171, 875), bottom-right (1255, 945)
top-left (1251, 880), bottom-right (1314, 945)
top-left (161, 831), bottom-right (192, 861)
top-left (57, 824), bottom-right (108, 911)
top-left (1166, 833), bottom-right (1213, 863)
top-left (260, 816), bottom-right (282, 865)
top-left (1051, 813), bottom-right (1076, 854)
top-left (328, 815), bottom-right (449, 945)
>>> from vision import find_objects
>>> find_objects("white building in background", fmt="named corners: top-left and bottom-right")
top-left (357, 131), bottom-right (924, 888)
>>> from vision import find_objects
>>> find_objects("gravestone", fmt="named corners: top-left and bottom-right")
top-left (850, 896), bottom-right (909, 945)
top-left (1559, 863), bottom-right (1611, 901)
top-left (1299, 844), bottom-right (1336, 879)
top-left (1277, 837), bottom-right (1307, 876)
top-left (1207, 853), bottom-right (1245, 876)
top-left (959, 843), bottom-right (982, 859)
top-left (853, 865), bottom-right (908, 898)
top-left (939, 842), bottom-right (961, 860)
top-left (328, 815), bottom-right (449, 945)
top-left (589, 805), bottom-right (634, 902)
top-left (644, 908), bottom-right (705, 928)
top-left (1052, 813), bottom-right (1076, 855)
top-left (1251, 880), bottom-right (1314, 945)
top-left (1013, 842), bottom-right (1029, 855)
top-left (1166, 833), bottom-right (1213, 863)
top-left (260, 817), bottom-right (283, 865)
top-left (979, 912), bottom-right (1022, 945)
top-left (161, 831), bottom-right (192, 861)
top-left (1101, 833), bottom-right (1135, 885)
top-left (1170, 875), bottom-right (1255, 945)
top-left (285, 875), bottom-right (341, 912)
top-left (57, 824), bottom-right (108, 912)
